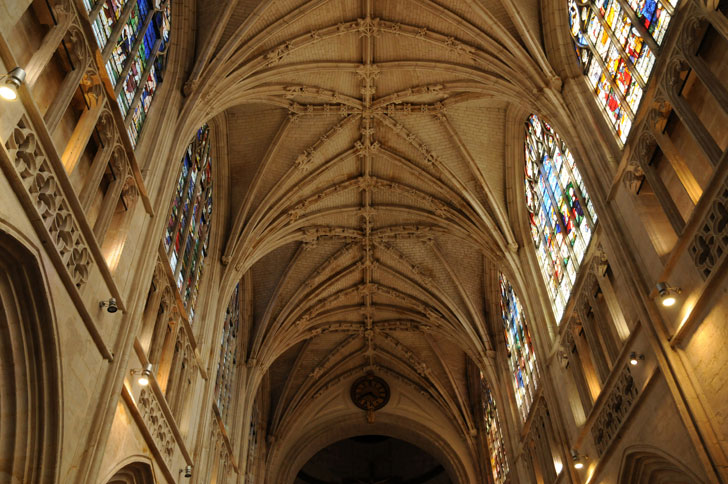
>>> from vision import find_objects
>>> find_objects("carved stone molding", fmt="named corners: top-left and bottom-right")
top-left (689, 179), bottom-right (728, 279)
top-left (622, 160), bottom-right (645, 195)
top-left (138, 388), bottom-right (176, 462)
top-left (5, 117), bottom-right (93, 287)
top-left (592, 366), bottom-right (639, 456)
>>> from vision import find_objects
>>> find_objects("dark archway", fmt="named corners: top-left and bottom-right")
top-left (106, 460), bottom-right (156, 484)
top-left (295, 435), bottom-right (452, 484)
top-left (618, 445), bottom-right (704, 484)
top-left (0, 230), bottom-right (61, 483)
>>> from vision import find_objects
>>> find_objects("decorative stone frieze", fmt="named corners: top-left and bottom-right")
top-left (5, 117), bottom-right (92, 287)
top-left (138, 388), bottom-right (176, 462)
top-left (689, 179), bottom-right (728, 279)
top-left (592, 366), bottom-right (639, 455)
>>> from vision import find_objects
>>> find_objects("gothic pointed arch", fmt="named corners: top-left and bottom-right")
top-left (0, 230), bottom-right (61, 483)
top-left (618, 445), bottom-right (704, 484)
top-left (106, 460), bottom-right (156, 484)
top-left (524, 113), bottom-right (597, 322)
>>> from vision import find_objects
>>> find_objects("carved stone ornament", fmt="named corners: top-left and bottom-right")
top-left (592, 366), bottom-right (639, 456)
top-left (622, 160), bottom-right (645, 195)
top-left (138, 388), bottom-right (176, 462)
top-left (5, 117), bottom-right (92, 287)
top-left (689, 179), bottom-right (728, 279)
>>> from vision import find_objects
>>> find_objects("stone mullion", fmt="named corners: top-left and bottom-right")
top-left (92, 172), bottom-right (126, 246)
top-left (100, 0), bottom-right (137, 63)
top-left (78, 142), bottom-right (116, 211)
top-left (634, 135), bottom-right (686, 234)
top-left (663, 60), bottom-right (722, 166)
top-left (576, 304), bottom-right (610, 384)
top-left (593, 265), bottom-right (630, 342)
top-left (588, 288), bottom-right (620, 367)
top-left (148, 305), bottom-right (172, 368)
top-left (681, 51), bottom-right (728, 118)
top-left (138, 273), bottom-right (164, 351)
top-left (566, 328), bottom-right (595, 414)
top-left (44, 60), bottom-right (89, 135)
top-left (164, 333), bottom-right (184, 405)
top-left (60, 91), bottom-right (106, 173)
top-left (572, 320), bottom-right (602, 399)
top-left (705, 8), bottom-right (728, 43)
top-left (648, 109), bottom-right (703, 204)
top-left (24, 8), bottom-right (74, 86)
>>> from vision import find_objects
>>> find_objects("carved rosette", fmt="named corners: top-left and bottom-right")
top-left (5, 117), bottom-right (92, 287)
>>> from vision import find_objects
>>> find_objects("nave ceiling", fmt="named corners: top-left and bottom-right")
top-left (174, 0), bottom-right (574, 478)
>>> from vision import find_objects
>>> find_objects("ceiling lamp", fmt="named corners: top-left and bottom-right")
top-left (656, 282), bottom-right (681, 307)
top-left (0, 67), bottom-right (26, 101)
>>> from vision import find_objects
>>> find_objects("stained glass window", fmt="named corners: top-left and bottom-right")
top-left (568, 0), bottom-right (679, 144)
top-left (82, 0), bottom-right (172, 148)
top-left (499, 273), bottom-right (539, 421)
top-left (524, 114), bottom-right (597, 323)
top-left (164, 125), bottom-right (213, 320)
top-left (247, 404), bottom-right (259, 483)
top-left (215, 284), bottom-right (240, 429)
top-left (481, 374), bottom-right (509, 484)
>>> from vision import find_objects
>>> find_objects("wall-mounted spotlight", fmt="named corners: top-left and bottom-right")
top-left (131, 363), bottom-right (153, 386)
top-left (656, 282), bottom-right (681, 307)
top-left (571, 449), bottom-right (587, 470)
top-left (180, 465), bottom-right (193, 478)
top-left (0, 67), bottom-right (26, 101)
top-left (629, 352), bottom-right (644, 366)
top-left (99, 297), bottom-right (118, 313)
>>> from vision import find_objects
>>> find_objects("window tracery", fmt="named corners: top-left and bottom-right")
top-left (499, 274), bottom-right (539, 421)
top-left (481, 374), bottom-right (509, 484)
top-left (82, 0), bottom-right (172, 147)
top-left (525, 114), bottom-right (597, 322)
top-left (163, 125), bottom-right (213, 319)
top-left (567, 0), bottom-right (679, 143)
top-left (214, 283), bottom-right (240, 429)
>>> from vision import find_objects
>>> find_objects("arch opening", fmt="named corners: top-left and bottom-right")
top-left (295, 435), bottom-right (452, 484)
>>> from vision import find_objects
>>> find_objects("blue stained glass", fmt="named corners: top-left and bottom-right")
top-left (525, 114), bottom-right (596, 323)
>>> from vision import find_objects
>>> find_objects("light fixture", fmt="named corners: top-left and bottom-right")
top-left (0, 67), bottom-right (26, 101)
top-left (99, 297), bottom-right (118, 313)
top-left (656, 282), bottom-right (681, 307)
top-left (180, 465), bottom-right (193, 478)
top-left (572, 449), bottom-right (586, 470)
top-left (629, 352), bottom-right (644, 366)
top-left (131, 363), bottom-right (153, 386)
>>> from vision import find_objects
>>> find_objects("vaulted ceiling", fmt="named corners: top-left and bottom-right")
top-left (181, 0), bottom-right (564, 480)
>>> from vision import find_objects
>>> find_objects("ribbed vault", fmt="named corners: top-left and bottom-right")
top-left (179, 0), bottom-right (568, 480)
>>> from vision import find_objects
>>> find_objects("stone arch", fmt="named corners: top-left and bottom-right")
top-left (0, 230), bottom-right (61, 483)
top-left (267, 412), bottom-right (476, 484)
top-left (618, 445), bottom-right (704, 484)
top-left (105, 459), bottom-right (156, 484)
